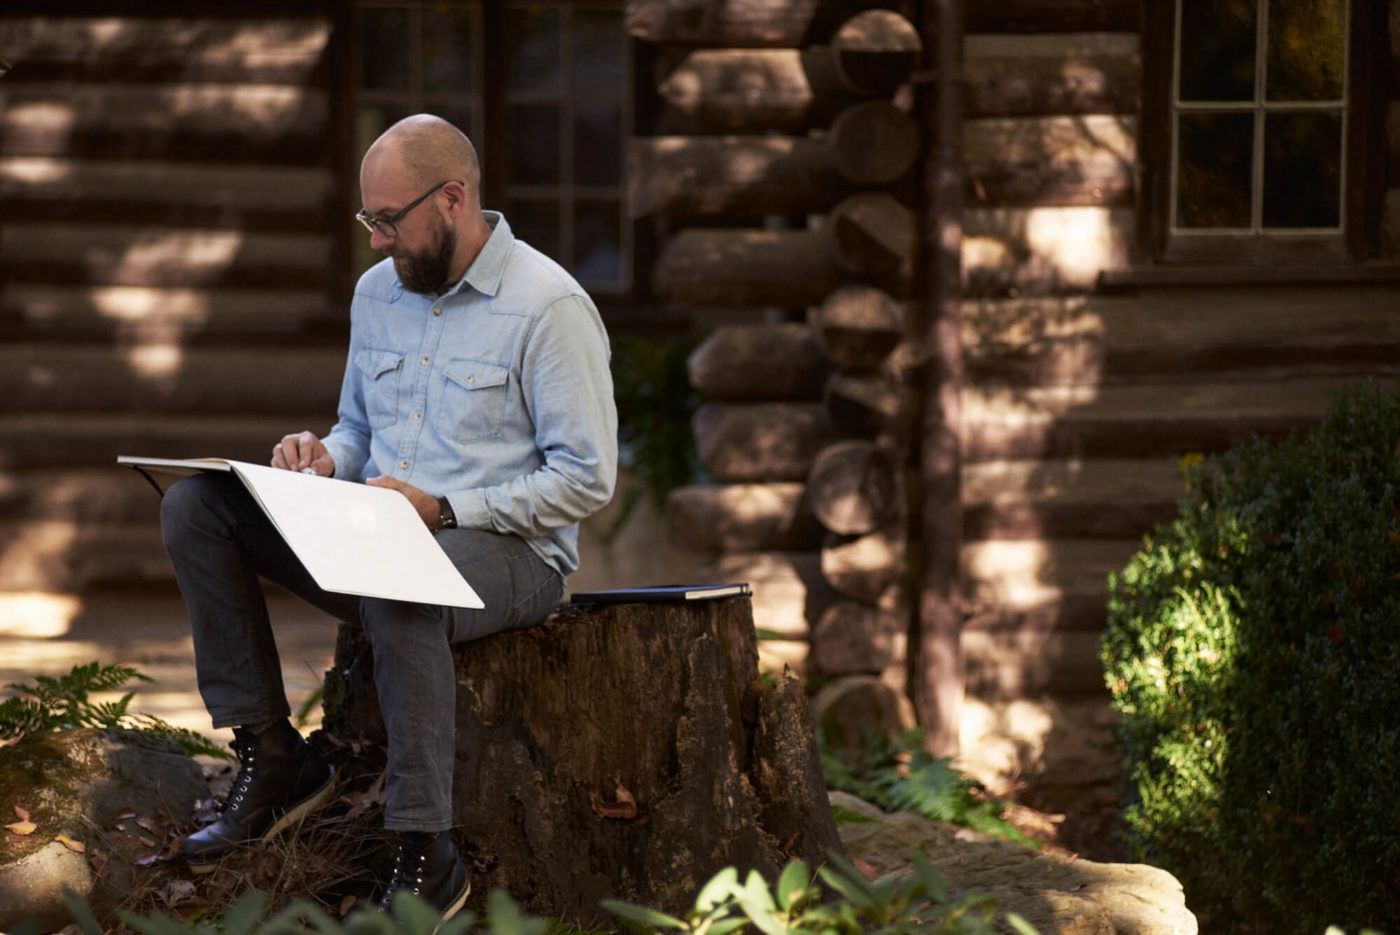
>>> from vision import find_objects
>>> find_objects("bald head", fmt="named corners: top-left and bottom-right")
top-left (362, 114), bottom-right (481, 205)
top-left (358, 114), bottom-right (494, 289)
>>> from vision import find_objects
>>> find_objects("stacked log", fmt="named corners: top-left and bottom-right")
top-left (0, 14), bottom-right (341, 595)
top-left (631, 1), bottom-right (921, 725)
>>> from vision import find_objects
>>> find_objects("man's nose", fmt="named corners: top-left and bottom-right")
top-left (368, 226), bottom-right (394, 251)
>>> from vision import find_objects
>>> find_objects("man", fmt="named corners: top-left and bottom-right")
top-left (159, 114), bottom-right (618, 917)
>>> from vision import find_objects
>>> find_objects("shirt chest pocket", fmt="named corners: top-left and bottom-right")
top-left (354, 347), bottom-right (405, 429)
top-left (434, 359), bottom-right (509, 443)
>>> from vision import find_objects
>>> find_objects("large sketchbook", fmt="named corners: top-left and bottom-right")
top-left (117, 456), bottom-right (483, 610)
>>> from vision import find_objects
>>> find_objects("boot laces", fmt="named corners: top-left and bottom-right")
top-left (379, 838), bottom-right (430, 907)
top-left (224, 738), bottom-right (258, 816)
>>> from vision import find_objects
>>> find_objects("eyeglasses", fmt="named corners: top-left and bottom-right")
top-left (355, 180), bottom-right (456, 238)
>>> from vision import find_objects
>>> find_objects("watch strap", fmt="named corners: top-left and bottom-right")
top-left (436, 496), bottom-right (457, 530)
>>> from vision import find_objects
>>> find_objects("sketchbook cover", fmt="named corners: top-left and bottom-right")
top-left (118, 456), bottom-right (483, 609)
top-left (567, 583), bottom-right (751, 604)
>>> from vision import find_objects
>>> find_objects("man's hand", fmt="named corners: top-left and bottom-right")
top-left (272, 430), bottom-right (335, 476)
top-left (367, 475), bottom-right (439, 529)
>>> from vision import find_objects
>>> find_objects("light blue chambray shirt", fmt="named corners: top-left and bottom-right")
top-left (321, 212), bottom-right (618, 577)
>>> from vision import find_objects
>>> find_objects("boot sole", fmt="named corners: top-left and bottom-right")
top-left (436, 878), bottom-right (472, 932)
top-left (186, 768), bottom-right (337, 873)
top-left (262, 768), bottom-right (337, 840)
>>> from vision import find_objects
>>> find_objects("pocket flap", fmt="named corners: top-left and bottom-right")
top-left (443, 359), bottom-right (508, 391)
top-left (354, 347), bottom-right (405, 379)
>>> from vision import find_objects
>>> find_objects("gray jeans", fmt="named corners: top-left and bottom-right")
top-left (159, 471), bottom-right (563, 831)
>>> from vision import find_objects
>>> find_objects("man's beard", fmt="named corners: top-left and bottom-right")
top-left (390, 219), bottom-right (457, 294)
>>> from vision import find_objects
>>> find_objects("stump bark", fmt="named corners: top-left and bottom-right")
top-left (322, 596), bottom-right (842, 925)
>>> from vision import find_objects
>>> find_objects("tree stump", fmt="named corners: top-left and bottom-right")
top-left (321, 596), bottom-right (842, 925)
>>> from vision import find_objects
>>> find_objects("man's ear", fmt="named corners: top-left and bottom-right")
top-left (441, 179), bottom-right (469, 216)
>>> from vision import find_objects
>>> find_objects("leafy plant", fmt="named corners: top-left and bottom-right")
top-left (0, 662), bottom-right (231, 760)
top-left (603, 852), bottom-right (1037, 935)
top-left (1102, 380), bottom-right (1400, 933)
top-left (817, 726), bottom-right (1037, 848)
top-left (63, 885), bottom-right (539, 935)
top-left (608, 334), bottom-right (703, 542)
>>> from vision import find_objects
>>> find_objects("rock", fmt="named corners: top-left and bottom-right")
top-left (0, 841), bottom-right (90, 931)
top-left (0, 728), bottom-right (207, 931)
top-left (830, 791), bottom-right (1196, 935)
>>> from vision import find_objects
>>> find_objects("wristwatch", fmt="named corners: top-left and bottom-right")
top-left (436, 496), bottom-right (457, 530)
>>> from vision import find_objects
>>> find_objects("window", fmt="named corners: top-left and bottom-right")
top-left (1141, 0), bottom-right (1386, 265)
top-left (353, 1), bottom-right (631, 293)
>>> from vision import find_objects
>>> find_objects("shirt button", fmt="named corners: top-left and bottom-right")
top-left (466, 375), bottom-right (474, 384)
top-left (400, 460), bottom-right (409, 469)
top-left (421, 357), bottom-right (429, 366)
top-left (412, 412), bottom-right (421, 420)
top-left (433, 308), bottom-right (442, 316)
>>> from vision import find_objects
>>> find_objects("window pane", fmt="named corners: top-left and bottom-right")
top-left (508, 5), bottom-right (561, 94)
top-left (361, 7), bottom-right (412, 92)
top-left (356, 103), bottom-right (411, 156)
top-left (509, 104), bottom-right (561, 184)
top-left (1266, 0), bottom-right (1346, 102)
top-left (574, 8), bottom-right (626, 93)
top-left (507, 198), bottom-right (561, 261)
top-left (574, 103), bottom-right (622, 186)
top-left (1262, 111), bottom-right (1342, 227)
top-left (1177, 111), bottom-right (1254, 228)
top-left (573, 199), bottom-right (623, 283)
top-left (423, 6), bottom-right (478, 94)
top-left (1179, 0), bottom-right (1258, 101)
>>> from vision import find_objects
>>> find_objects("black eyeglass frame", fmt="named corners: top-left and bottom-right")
top-left (355, 179), bottom-right (459, 238)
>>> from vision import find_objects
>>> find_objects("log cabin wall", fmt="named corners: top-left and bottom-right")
top-left (628, 0), bottom-right (927, 742)
top-left (0, 8), bottom-right (346, 599)
top-left (959, 0), bottom-right (1400, 806)
top-left (638, 0), bottom-right (1400, 810)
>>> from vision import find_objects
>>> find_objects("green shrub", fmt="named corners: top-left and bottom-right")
top-left (1102, 380), bottom-right (1400, 932)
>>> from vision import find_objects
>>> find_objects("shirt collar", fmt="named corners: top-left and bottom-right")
top-left (451, 211), bottom-right (512, 299)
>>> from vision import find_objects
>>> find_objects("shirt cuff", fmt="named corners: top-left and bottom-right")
top-left (449, 488), bottom-right (491, 532)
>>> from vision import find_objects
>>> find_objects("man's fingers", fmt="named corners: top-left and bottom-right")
top-left (272, 431), bottom-right (322, 471)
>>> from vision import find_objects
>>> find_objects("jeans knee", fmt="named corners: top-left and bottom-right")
top-left (360, 599), bottom-right (447, 653)
top-left (159, 473), bottom-right (234, 544)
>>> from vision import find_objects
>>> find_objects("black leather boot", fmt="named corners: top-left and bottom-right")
top-left (182, 719), bottom-right (334, 870)
top-left (377, 830), bottom-right (471, 919)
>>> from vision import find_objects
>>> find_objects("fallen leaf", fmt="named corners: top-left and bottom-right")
top-left (5, 820), bottom-right (36, 836)
top-left (138, 836), bottom-right (157, 848)
top-left (134, 852), bottom-right (161, 867)
top-left (346, 770), bottom-right (387, 817)
top-left (114, 807), bottom-right (137, 821)
top-left (55, 835), bottom-right (85, 853)
top-left (89, 848), bottom-right (110, 883)
top-left (339, 895), bottom-right (357, 917)
top-left (157, 879), bottom-right (197, 908)
top-left (136, 817), bottom-right (160, 835)
top-left (851, 857), bottom-right (879, 881)
top-left (13, 806), bottom-right (29, 821)
top-left (589, 788), bottom-right (638, 820)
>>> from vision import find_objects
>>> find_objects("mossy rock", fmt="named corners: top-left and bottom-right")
top-left (0, 728), bottom-right (206, 929)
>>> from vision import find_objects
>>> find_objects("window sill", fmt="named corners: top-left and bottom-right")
top-left (1097, 262), bottom-right (1400, 293)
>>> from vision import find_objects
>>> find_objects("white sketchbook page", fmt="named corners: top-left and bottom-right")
top-left (222, 461), bottom-right (483, 610)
